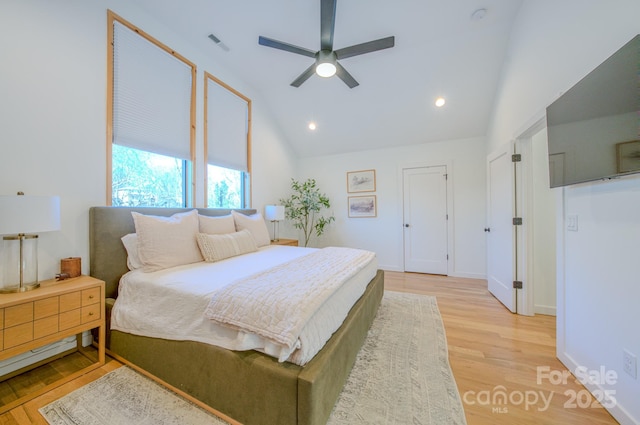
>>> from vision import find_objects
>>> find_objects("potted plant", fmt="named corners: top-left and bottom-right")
top-left (280, 178), bottom-right (335, 247)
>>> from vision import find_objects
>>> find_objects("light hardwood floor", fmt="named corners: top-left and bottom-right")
top-left (0, 353), bottom-right (123, 424)
top-left (385, 270), bottom-right (619, 425)
top-left (0, 271), bottom-right (620, 424)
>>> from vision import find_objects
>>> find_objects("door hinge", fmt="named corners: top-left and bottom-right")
top-left (446, 254), bottom-right (449, 260)
top-left (513, 217), bottom-right (523, 225)
top-left (444, 173), bottom-right (448, 180)
top-left (512, 154), bottom-right (522, 162)
top-left (513, 280), bottom-right (523, 289)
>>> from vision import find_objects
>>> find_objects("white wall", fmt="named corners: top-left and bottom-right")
top-left (487, 1), bottom-right (640, 423)
top-left (0, 0), bottom-right (297, 280)
top-left (297, 137), bottom-right (487, 278)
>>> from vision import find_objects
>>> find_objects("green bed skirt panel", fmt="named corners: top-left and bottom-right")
top-left (298, 268), bottom-right (384, 425)
top-left (109, 269), bottom-right (384, 425)
top-left (111, 331), bottom-right (301, 424)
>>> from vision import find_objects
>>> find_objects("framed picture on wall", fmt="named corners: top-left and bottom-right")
top-left (616, 140), bottom-right (640, 173)
top-left (347, 169), bottom-right (376, 193)
top-left (348, 195), bottom-right (377, 218)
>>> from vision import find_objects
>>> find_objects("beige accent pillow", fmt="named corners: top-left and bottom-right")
top-left (121, 233), bottom-right (143, 270)
top-left (131, 210), bottom-right (203, 272)
top-left (196, 229), bottom-right (258, 262)
top-left (199, 214), bottom-right (235, 235)
top-left (231, 211), bottom-right (272, 247)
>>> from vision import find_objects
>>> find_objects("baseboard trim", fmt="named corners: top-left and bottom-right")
top-left (534, 305), bottom-right (557, 316)
top-left (557, 351), bottom-right (638, 425)
top-left (449, 271), bottom-right (486, 280)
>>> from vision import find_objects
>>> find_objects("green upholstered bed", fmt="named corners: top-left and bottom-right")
top-left (88, 206), bottom-right (384, 425)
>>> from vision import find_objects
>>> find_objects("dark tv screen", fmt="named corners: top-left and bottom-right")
top-left (546, 35), bottom-right (640, 188)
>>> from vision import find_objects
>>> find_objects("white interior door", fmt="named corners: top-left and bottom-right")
top-left (403, 166), bottom-right (448, 274)
top-left (486, 144), bottom-right (516, 312)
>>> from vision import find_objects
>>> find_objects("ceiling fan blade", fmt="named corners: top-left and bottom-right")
top-left (320, 0), bottom-right (337, 51)
top-left (335, 62), bottom-right (359, 88)
top-left (334, 36), bottom-right (395, 60)
top-left (258, 36), bottom-right (316, 58)
top-left (290, 64), bottom-right (316, 87)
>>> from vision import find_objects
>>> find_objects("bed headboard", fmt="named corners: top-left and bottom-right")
top-left (89, 206), bottom-right (257, 299)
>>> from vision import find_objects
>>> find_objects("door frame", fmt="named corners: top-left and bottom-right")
top-left (514, 116), bottom-right (547, 316)
top-left (399, 160), bottom-right (455, 276)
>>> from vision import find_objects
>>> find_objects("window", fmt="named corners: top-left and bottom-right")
top-left (204, 72), bottom-right (251, 208)
top-left (107, 11), bottom-right (196, 207)
top-left (207, 164), bottom-right (243, 208)
top-left (112, 144), bottom-right (187, 207)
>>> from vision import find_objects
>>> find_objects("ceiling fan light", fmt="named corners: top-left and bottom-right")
top-left (316, 50), bottom-right (337, 77)
top-left (316, 62), bottom-right (337, 77)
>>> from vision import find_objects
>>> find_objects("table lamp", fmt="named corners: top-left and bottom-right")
top-left (0, 192), bottom-right (61, 293)
top-left (264, 205), bottom-right (285, 241)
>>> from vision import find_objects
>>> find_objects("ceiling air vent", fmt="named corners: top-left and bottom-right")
top-left (208, 33), bottom-right (230, 52)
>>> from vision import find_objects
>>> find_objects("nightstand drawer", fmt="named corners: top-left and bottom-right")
top-left (82, 287), bottom-right (100, 306)
top-left (4, 323), bottom-right (33, 349)
top-left (59, 291), bottom-right (81, 312)
top-left (81, 303), bottom-right (101, 324)
top-left (35, 297), bottom-right (59, 320)
top-left (5, 303), bottom-right (33, 328)
top-left (59, 309), bottom-right (81, 331)
top-left (34, 315), bottom-right (59, 339)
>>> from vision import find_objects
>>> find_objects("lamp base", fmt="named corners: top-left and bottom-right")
top-left (270, 220), bottom-right (280, 242)
top-left (2, 234), bottom-right (40, 293)
top-left (0, 282), bottom-right (40, 294)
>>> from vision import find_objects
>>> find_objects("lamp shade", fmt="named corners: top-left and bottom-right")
top-left (0, 195), bottom-right (61, 235)
top-left (264, 205), bottom-right (285, 221)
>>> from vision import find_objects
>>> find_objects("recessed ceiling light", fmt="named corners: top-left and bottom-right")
top-left (435, 97), bottom-right (446, 107)
top-left (308, 122), bottom-right (317, 130)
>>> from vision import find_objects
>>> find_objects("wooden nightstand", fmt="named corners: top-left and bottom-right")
top-left (0, 275), bottom-right (105, 413)
top-left (270, 238), bottom-right (299, 246)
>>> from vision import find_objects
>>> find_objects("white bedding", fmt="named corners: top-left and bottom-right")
top-left (111, 245), bottom-right (378, 365)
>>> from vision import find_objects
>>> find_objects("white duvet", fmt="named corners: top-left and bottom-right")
top-left (111, 245), bottom-right (377, 365)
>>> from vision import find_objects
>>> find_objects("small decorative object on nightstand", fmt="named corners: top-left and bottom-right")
top-left (270, 238), bottom-right (298, 246)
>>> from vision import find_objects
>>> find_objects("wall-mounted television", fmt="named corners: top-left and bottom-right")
top-left (546, 34), bottom-right (640, 188)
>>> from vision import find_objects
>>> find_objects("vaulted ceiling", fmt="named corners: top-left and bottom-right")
top-left (131, 0), bottom-right (523, 157)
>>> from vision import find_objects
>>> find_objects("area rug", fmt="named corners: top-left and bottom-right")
top-left (328, 291), bottom-right (467, 424)
top-left (40, 291), bottom-right (466, 425)
top-left (39, 366), bottom-right (228, 425)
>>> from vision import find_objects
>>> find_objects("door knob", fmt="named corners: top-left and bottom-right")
top-left (484, 227), bottom-right (491, 232)
top-left (404, 224), bottom-right (410, 228)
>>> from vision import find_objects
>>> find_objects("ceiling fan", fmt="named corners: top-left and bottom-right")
top-left (258, 0), bottom-right (395, 88)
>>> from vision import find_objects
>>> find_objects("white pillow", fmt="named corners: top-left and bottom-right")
top-left (199, 214), bottom-right (235, 235)
top-left (196, 229), bottom-right (258, 262)
top-left (231, 211), bottom-right (271, 247)
top-left (131, 209), bottom-right (203, 272)
top-left (121, 233), bottom-right (143, 270)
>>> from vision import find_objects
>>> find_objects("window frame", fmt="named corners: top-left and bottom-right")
top-left (203, 72), bottom-right (252, 208)
top-left (106, 10), bottom-right (197, 206)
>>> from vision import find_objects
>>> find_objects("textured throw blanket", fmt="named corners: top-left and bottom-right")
top-left (203, 247), bottom-right (375, 361)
